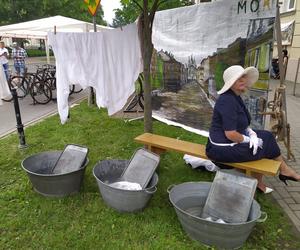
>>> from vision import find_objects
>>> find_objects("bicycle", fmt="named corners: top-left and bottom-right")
top-left (29, 68), bottom-right (53, 105)
top-left (1, 71), bottom-right (30, 102)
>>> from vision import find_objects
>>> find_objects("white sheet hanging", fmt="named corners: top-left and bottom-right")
top-left (48, 23), bottom-right (142, 124)
top-left (0, 66), bottom-right (11, 105)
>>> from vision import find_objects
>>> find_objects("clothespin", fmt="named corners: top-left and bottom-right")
top-left (54, 26), bottom-right (56, 35)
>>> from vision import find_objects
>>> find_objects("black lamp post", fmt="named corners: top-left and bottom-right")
top-left (11, 87), bottom-right (27, 148)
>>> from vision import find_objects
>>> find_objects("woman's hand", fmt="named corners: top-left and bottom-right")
top-left (225, 130), bottom-right (263, 155)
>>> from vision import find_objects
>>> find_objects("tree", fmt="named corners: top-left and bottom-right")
top-left (0, 0), bottom-right (106, 26)
top-left (114, 0), bottom-right (193, 28)
top-left (119, 0), bottom-right (194, 133)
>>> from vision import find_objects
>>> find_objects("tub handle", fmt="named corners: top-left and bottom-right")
top-left (257, 211), bottom-right (268, 223)
top-left (167, 184), bottom-right (175, 194)
top-left (145, 186), bottom-right (157, 194)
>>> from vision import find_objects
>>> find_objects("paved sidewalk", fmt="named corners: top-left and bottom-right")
top-left (266, 79), bottom-right (300, 232)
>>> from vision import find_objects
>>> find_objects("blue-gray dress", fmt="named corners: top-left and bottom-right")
top-left (206, 89), bottom-right (280, 163)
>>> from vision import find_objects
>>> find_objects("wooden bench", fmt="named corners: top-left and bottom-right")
top-left (134, 133), bottom-right (280, 176)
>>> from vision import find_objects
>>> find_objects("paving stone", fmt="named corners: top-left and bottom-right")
top-left (286, 186), bottom-right (300, 192)
top-left (295, 211), bottom-right (300, 221)
top-left (284, 198), bottom-right (296, 204)
top-left (287, 182), bottom-right (300, 187)
top-left (290, 192), bottom-right (300, 203)
top-left (277, 200), bottom-right (300, 228)
top-left (288, 204), bottom-right (300, 210)
top-left (271, 191), bottom-right (282, 200)
top-left (275, 186), bottom-right (291, 198)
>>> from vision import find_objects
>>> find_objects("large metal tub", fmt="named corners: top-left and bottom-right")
top-left (168, 182), bottom-right (265, 249)
top-left (22, 151), bottom-right (88, 197)
top-left (93, 160), bottom-right (158, 213)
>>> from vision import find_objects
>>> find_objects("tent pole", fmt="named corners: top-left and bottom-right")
top-left (45, 38), bottom-right (50, 64)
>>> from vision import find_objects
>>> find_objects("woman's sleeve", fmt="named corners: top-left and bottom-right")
top-left (216, 96), bottom-right (238, 131)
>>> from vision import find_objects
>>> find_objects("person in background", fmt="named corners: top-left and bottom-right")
top-left (12, 42), bottom-right (27, 76)
top-left (271, 58), bottom-right (279, 79)
top-left (206, 65), bottom-right (300, 194)
top-left (0, 41), bottom-right (9, 80)
top-left (282, 49), bottom-right (288, 80)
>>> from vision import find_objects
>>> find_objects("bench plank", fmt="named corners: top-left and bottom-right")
top-left (134, 133), bottom-right (280, 176)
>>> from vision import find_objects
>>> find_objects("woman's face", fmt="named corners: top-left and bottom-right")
top-left (231, 75), bottom-right (248, 93)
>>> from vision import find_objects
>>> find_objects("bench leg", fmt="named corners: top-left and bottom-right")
top-left (246, 169), bottom-right (252, 176)
top-left (147, 145), bottom-right (166, 155)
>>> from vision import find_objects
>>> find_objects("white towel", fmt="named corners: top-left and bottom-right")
top-left (109, 181), bottom-right (142, 191)
top-left (183, 154), bottom-right (219, 172)
top-left (48, 23), bottom-right (142, 124)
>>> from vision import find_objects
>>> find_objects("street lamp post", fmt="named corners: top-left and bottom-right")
top-left (11, 88), bottom-right (27, 148)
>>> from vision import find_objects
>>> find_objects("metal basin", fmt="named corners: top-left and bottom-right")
top-left (93, 160), bottom-right (158, 213)
top-left (22, 151), bottom-right (89, 197)
top-left (168, 182), bottom-right (264, 249)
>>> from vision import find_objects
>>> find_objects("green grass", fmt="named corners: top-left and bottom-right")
top-left (0, 101), bottom-right (299, 249)
top-left (26, 49), bottom-right (54, 57)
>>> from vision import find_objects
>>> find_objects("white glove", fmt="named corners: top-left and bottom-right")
top-left (246, 128), bottom-right (262, 155)
top-left (249, 134), bottom-right (263, 155)
top-left (242, 135), bottom-right (250, 143)
top-left (243, 129), bottom-right (263, 155)
top-left (246, 127), bottom-right (256, 137)
top-left (257, 138), bottom-right (263, 149)
top-left (249, 134), bottom-right (259, 155)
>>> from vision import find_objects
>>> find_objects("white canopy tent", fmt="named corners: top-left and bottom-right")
top-left (0, 15), bottom-right (111, 63)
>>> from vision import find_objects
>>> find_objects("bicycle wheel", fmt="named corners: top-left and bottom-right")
top-left (30, 81), bottom-right (52, 104)
top-left (10, 76), bottom-right (29, 98)
top-left (44, 77), bottom-right (57, 100)
top-left (69, 84), bottom-right (83, 96)
top-left (1, 96), bottom-right (13, 102)
top-left (69, 84), bottom-right (74, 95)
top-left (72, 84), bottom-right (83, 94)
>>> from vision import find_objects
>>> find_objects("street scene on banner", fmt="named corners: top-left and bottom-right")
top-left (151, 0), bottom-right (276, 135)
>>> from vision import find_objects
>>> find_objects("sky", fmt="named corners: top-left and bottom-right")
top-left (101, 0), bottom-right (122, 24)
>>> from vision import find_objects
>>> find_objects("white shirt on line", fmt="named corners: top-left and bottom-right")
top-left (48, 23), bottom-right (142, 124)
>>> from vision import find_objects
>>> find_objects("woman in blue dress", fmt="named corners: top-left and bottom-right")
top-left (206, 65), bottom-right (300, 193)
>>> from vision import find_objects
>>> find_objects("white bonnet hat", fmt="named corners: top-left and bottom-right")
top-left (217, 65), bottom-right (259, 95)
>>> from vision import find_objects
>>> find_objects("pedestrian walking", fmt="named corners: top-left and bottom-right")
top-left (12, 42), bottom-right (27, 76)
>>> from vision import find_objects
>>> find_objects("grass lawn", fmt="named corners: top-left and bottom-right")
top-left (0, 101), bottom-right (299, 249)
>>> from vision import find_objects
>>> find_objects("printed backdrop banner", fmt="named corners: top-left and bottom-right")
top-left (151, 0), bottom-right (276, 136)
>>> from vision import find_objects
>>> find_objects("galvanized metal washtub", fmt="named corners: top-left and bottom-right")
top-left (93, 160), bottom-right (158, 213)
top-left (22, 151), bottom-right (89, 197)
top-left (168, 182), bottom-right (266, 249)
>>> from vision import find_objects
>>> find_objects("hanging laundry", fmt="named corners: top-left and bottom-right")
top-left (0, 66), bottom-right (11, 105)
top-left (48, 23), bottom-right (142, 124)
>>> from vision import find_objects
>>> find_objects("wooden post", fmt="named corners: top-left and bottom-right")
top-left (275, 1), bottom-right (289, 140)
top-left (275, 1), bottom-right (285, 87)
top-left (88, 16), bottom-right (97, 106)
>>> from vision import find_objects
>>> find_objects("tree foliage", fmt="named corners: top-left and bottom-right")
top-left (112, 0), bottom-right (194, 27)
top-left (0, 0), bottom-right (106, 26)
